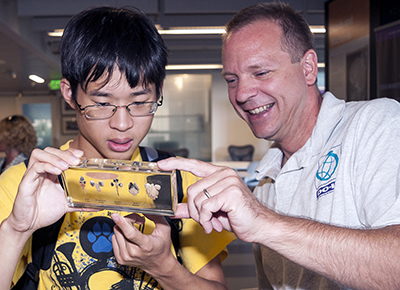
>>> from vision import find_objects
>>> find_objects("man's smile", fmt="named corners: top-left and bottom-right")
top-left (248, 103), bottom-right (274, 115)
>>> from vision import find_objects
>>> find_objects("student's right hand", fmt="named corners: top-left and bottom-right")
top-left (7, 147), bottom-right (84, 235)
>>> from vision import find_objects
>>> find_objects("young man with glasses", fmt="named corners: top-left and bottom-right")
top-left (0, 7), bottom-right (234, 290)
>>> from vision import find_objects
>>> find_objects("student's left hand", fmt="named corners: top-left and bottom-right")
top-left (111, 213), bottom-right (177, 275)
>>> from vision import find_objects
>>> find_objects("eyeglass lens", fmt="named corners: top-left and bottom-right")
top-left (84, 102), bottom-right (158, 119)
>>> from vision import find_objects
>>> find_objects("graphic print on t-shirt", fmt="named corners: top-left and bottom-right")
top-left (49, 212), bottom-right (161, 289)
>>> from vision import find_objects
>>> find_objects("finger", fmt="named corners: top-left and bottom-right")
top-left (23, 161), bottom-right (65, 181)
top-left (112, 232), bottom-right (122, 261)
top-left (188, 166), bottom-right (241, 198)
top-left (112, 225), bottom-right (134, 264)
top-left (44, 147), bottom-right (84, 166)
top-left (198, 196), bottom-right (230, 234)
top-left (26, 148), bottom-right (82, 173)
top-left (172, 203), bottom-right (190, 219)
top-left (188, 174), bottom-right (240, 222)
top-left (111, 213), bottom-right (143, 246)
top-left (196, 182), bottom-right (248, 234)
top-left (43, 146), bottom-right (84, 158)
top-left (211, 217), bottom-right (224, 233)
top-left (157, 157), bottom-right (221, 178)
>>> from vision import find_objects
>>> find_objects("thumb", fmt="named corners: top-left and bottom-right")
top-left (172, 203), bottom-right (190, 219)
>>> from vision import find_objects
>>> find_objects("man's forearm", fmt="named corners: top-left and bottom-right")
top-left (258, 212), bottom-right (400, 289)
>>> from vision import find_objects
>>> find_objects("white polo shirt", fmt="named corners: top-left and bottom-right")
top-left (252, 92), bottom-right (400, 289)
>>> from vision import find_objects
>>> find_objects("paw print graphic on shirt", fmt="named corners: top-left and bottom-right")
top-left (80, 216), bottom-right (116, 260)
top-left (87, 221), bottom-right (113, 254)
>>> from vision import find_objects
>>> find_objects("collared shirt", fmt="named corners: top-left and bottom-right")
top-left (252, 92), bottom-right (400, 289)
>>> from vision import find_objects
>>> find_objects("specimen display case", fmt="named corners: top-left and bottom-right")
top-left (61, 158), bottom-right (177, 216)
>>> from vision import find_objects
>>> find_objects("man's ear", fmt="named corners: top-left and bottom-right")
top-left (302, 49), bottom-right (318, 86)
top-left (60, 78), bottom-right (77, 109)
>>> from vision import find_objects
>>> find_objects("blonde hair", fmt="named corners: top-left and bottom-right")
top-left (0, 115), bottom-right (37, 157)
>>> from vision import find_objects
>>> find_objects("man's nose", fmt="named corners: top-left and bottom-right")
top-left (235, 78), bottom-right (259, 103)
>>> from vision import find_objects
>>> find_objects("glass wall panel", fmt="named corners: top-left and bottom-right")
top-left (141, 74), bottom-right (212, 161)
top-left (22, 103), bottom-right (52, 149)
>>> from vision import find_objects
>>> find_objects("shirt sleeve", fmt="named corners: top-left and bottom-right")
top-left (352, 100), bottom-right (400, 228)
top-left (0, 162), bottom-right (26, 223)
top-left (179, 218), bottom-right (235, 273)
top-left (0, 162), bottom-right (32, 285)
top-left (178, 170), bottom-right (236, 273)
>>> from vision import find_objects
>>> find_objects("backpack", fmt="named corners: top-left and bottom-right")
top-left (12, 147), bottom-right (183, 290)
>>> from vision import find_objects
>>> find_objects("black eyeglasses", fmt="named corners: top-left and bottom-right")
top-left (74, 96), bottom-right (163, 120)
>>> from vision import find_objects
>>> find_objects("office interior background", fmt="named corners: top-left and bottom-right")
top-left (0, 0), bottom-right (399, 289)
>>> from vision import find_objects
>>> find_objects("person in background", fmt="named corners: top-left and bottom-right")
top-left (0, 115), bottom-right (37, 173)
top-left (159, 2), bottom-right (400, 290)
top-left (0, 6), bottom-right (234, 290)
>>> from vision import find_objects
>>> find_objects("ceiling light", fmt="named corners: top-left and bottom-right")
top-left (310, 26), bottom-right (326, 34)
top-left (48, 29), bottom-right (64, 37)
top-left (49, 25), bottom-right (325, 37)
top-left (166, 64), bottom-right (223, 70)
top-left (29, 74), bottom-right (45, 84)
top-left (317, 63), bottom-right (325, 68)
top-left (48, 27), bottom-right (227, 37)
top-left (159, 26), bottom-right (226, 35)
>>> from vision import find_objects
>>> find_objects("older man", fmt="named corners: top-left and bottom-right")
top-left (159, 2), bottom-right (400, 290)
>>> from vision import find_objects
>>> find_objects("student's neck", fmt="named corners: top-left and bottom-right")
top-left (68, 135), bottom-right (98, 158)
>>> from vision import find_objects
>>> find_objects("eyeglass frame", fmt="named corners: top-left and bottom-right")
top-left (73, 95), bottom-right (163, 120)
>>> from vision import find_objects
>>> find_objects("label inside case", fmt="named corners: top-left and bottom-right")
top-left (60, 158), bottom-right (177, 216)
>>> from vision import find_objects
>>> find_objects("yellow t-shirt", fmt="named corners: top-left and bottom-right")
top-left (0, 143), bottom-right (236, 289)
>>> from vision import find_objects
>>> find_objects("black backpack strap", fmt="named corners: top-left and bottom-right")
top-left (12, 160), bottom-right (65, 290)
top-left (139, 146), bottom-right (183, 264)
top-left (139, 146), bottom-right (184, 203)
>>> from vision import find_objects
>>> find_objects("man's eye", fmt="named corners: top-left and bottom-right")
top-left (256, 71), bottom-right (268, 77)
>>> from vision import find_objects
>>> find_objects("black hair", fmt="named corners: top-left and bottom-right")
top-left (60, 6), bottom-right (168, 99)
top-left (224, 2), bottom-right (315, 63)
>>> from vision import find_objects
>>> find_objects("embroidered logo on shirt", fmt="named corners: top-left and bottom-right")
top-left (315, 145), bottom-right (341, 199)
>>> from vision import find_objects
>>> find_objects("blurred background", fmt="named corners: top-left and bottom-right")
top-left (0, 0), bottom-right (329, 163)
top-left (1, 1), bottom-right (399, 289)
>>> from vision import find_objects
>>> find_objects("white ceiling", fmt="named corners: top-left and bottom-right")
top-left (0, 0), bottom-right (326, 97)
